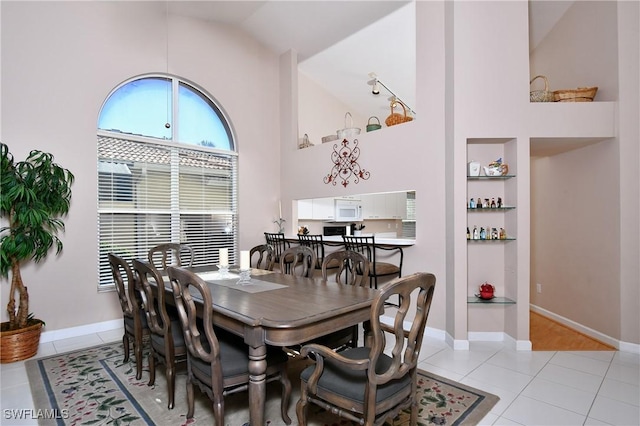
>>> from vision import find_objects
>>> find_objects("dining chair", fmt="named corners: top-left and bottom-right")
top-left (108, 253), bottom-right (149, 380)
top-left (315, 250), bottom-right (371, 350)
top-left (322, 249), bottom-right (370, 288)
top-left (297, 234), bottom-right (337, 270)
top-left (167, 266), bottom-right (292, 425)
top-left (264, 232), bottom-right (290, 265)
top-left (296, 272), bottom-right (436, 426)
top-left (133, 259), bottom-right (187, 409)
top-left (249, 244), bottom-right (275, 271)
top-left (342, 235), bottom-right (403, 290)
top-left (148, 243), bottom-right (194, 272)
top-left (279, 245), bottom-right (317, 278)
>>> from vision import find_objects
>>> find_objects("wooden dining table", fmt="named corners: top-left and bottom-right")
top-left (159, 266), bottom-right (378, 426)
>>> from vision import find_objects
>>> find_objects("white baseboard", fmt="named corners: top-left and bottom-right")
top-left (468, 331), bottom-right (504, 341)
top-left (445, 332), bottom-right (469, 350)
top-left (468, 331), bottom-right (532, 351)
top-left (40, 319), bottom-right (122, 343)
top-left (530, 304), bottom-right (639, 353)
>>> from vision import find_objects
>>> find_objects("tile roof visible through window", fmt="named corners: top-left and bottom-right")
top-left (97, 136), bottom-right (231, 170)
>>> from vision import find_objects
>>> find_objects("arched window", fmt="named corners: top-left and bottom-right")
top-left (97, 75), bottom-right (238, 287)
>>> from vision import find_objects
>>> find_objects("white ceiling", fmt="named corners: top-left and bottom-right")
top-left (169, 0), bottom-right (572, 121)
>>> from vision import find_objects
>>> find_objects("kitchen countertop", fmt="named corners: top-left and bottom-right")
top-left (287, 235), bottom-right (415, 247)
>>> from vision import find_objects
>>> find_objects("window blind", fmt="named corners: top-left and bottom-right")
top-left (97, 134), bottom-right (238, 288)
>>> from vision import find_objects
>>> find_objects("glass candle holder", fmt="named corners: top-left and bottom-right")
top-left (217, 264), bottom-right (230, 278)
top-left (238, 268), bottom-right (251, 284)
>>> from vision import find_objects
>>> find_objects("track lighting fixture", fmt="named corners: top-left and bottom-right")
top-left (372, 79), bottom-right (380, 95)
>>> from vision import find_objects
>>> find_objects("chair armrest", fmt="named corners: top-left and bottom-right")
top-left (301, 343), bottom-right (370, 394)
top-left (300, 343), bottom-right (370, 371)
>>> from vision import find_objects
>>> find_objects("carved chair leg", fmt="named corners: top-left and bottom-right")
top-left (296, 387), bottom-right (309, 426)
top-left (134, 338), bottom-right (143, 380)
top-left (212, 396), bottom-right (224, 426)
top-left (148, 350), bottom-right (156, 386)
top-left (279, 367), bottom-right (292, 424)
top-left (166, 362), bottom-right (175, 409)
top-left (186, 376), bottom-right (195, 419)
top-left (122, 334), bottom-right (130, 363)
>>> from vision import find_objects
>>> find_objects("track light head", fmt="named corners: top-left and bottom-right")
top-left (372, 79), bottom-right (380, 95)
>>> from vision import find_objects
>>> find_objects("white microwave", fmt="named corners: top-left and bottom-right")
top-left (335, 199), bottom-right (362, 222)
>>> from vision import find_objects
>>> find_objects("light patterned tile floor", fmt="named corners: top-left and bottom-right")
top-left (1, 331), bottom-right (638, 425)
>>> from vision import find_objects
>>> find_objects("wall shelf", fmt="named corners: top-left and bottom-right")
top-left (467, 296), bottom-right (516, 305)
top-left (467, 175), bottom-right (515, 180)
top-left (468, 238), bottom-right (516, 242)
top-left (468, 206), bottom-right (516, 211)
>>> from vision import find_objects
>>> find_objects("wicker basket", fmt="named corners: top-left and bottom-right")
top-left (385, 100), bottom-right (413, 127)
top-left (553, 87), bottom-right (598, 102)
top-left (1, 320), bottom-right (43, 363)
top-left (336, 112), bottom-right (361, 139)
top-left (529, 75), bottom-right (554, 102)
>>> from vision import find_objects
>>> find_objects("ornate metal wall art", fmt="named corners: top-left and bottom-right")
top-left (323, 139), bottom-right (370, 187)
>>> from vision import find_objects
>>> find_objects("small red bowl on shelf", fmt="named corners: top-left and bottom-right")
top-left (479, 291), bottom-right (494, 300)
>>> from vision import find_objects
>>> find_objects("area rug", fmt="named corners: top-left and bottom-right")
top-left (26, 342), bottom-right (498, 425)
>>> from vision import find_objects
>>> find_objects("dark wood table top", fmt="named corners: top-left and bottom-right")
top-left (179, 267), bottom-right (377, 347)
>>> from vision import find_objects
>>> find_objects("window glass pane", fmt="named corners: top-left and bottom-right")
top-left (98, 77), bottom-right (172, 139)
top-left (97, 136), bottom-right (238, 286)
top-left (178, 82), bottom-right (232, 150)
top-left (97, 76), bottom-right (237, 289)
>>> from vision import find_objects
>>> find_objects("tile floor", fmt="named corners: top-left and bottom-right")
top-left (1, 330), bottom-right (639, 425)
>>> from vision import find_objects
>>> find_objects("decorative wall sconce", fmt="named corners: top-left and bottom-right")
top-left (323, 139), bottom-right (370, 187)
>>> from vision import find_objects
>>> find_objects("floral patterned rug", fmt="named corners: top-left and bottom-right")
top-left (26, 342), bottom-right (498, 425)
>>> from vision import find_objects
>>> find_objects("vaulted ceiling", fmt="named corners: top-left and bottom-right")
top-left (169, 1), bottom-right (572, 118)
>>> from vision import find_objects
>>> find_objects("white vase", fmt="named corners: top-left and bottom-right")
top-left (354, 230), bottom-right (362, 236)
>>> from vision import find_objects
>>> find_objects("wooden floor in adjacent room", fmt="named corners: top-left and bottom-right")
top-left (530, 311), bottom-right (616, 351)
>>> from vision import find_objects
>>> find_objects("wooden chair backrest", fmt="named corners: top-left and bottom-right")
top-left (279, 245), bottom-right (317, 278)
top-left (148, 243), bottom-right (194, 271)
top-left (108, 253), bottom-right (137, 319)
top-left (250, 244), bottom-right (275, 271)
top-left (321, 250), bottom-right (370, 287)
top-left (133, 259), bottom-right (171, 338)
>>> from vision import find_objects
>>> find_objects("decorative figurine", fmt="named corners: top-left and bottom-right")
top-left (491, 198), bottom-right (496, 208)
top-left (497, 197), bottom-right (503, 208)
top-left (473, 226), bottom-right (479, 240)
top-left (469, 198), bottom-right (475, 209)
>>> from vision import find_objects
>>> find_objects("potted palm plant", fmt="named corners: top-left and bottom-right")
top-left (0, 142), bottom-right (74, 362)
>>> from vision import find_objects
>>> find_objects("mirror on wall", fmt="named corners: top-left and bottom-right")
top-left (296, 191), bottom-right (416, 239)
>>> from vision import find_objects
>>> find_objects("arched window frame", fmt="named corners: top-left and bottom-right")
top-left (96, 74), bottom-right (238, 289)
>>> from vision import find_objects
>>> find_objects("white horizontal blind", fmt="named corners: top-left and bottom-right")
top-left (97, 134), bottom-right (238, 287)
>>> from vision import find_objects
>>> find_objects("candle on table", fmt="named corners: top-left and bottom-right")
top-left (219, 248), bottom-right (229, 266)
top-left (279, 200), bottom-right (282, 218)
top-left (240, 250), bottom-right (250, 270)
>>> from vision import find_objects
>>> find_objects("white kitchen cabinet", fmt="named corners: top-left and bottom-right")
top-left (312, 197), bottom-right (335, 220)
top-left (361, 192), bottom-right (407, 219)
top-left (360, 194), bottom-right (384, 219)
top-left (387, 192), bottom-right (407, 219)
top-left (298, 199), bottom-right (313, 220)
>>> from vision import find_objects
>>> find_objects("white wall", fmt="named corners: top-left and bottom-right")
top-left (298, 72), bottom-right (367, 147)
top-left (0, 1), bottom-right (282, 330)
top-left (529, 1), bottom-right (627, 341)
